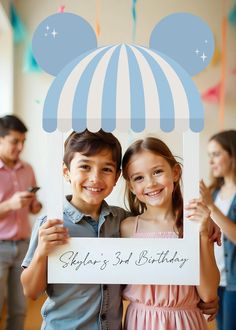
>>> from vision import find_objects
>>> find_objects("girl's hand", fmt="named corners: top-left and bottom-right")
top-left (185, 199), bottom-right (211, 234)
top-left (37, 219), bottom-right (69, 257)
top-left (199, 180), bottom-right (213, 207)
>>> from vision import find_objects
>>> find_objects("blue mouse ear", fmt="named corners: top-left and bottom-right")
top-left (32, 12), bottom-right (97, 76)
top-left (149, 13), bottom-right (215, 76)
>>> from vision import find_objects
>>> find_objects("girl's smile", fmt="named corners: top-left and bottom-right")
top-left (127, 150), bottom-right (179, 209)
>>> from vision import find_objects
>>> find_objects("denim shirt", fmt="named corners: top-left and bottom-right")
top-left (22, 196), bottom-right (129, 330)
top-left (213, 190), bottom-right (236, 291)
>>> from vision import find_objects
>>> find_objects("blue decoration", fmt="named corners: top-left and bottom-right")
top-left (150, 13), bottom-right (214, 76)
top-left (132, 0), bottom-right (138, 41)
top-left (43, 45), bottom-right (204, 133)
top-left (32, 13), bottom-right (97, 76)
top-left (24, 43), bottom-right (42, 73)
top-left (10, 2), bottom-right (26, 43)
top-left (228, 5), bottom-right (236, 25)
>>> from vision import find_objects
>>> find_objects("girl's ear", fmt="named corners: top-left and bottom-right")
top-left (128, 181), bottom-right (136, 195)
top-left (63, 163), bottom-right (71, 182)
top-left (173, 164), bottom-right (181, 182)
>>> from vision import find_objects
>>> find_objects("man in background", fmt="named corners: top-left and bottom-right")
top-left (0, 115), bottom-right (42, 330)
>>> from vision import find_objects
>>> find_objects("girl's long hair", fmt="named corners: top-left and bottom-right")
top-left (208, 130), bottom-right (236, 192)
top-left (122, 137), bottom-right (183, 237)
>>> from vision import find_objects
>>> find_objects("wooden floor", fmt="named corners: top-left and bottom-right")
top-left (1, 296), bottom-right (217, 330)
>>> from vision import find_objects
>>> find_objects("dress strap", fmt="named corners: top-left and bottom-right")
top-left (133, 216), bottom-right (140, 235)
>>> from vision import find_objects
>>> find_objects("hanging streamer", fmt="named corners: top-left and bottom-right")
top-left (132, 0), bottom-right (138, 41)
top-left (228, 4), bottom-right (236, 25)
top-left (58, 5), bottom-right (65, 13)
top-left (219, 0), bottom-right (228, 129)
top-left (24, 43), bottom-right (42, 73)
top-left (95, 0), bottom-right (101, 37)
top-left (10, 2), bottom-right (26, 43)
top-left (211, 42), bottom-right (221, 66)
top-left (202, 83), bottom-right (221, 103)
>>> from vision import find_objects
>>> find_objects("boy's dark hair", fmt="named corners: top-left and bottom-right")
top-left (0, 115), bottom-right (28, 137)
top-left (63, 129), bottom-right (122, 171)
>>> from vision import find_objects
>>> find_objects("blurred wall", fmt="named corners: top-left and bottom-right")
top-left (3, 0), bottom-right (236, 214)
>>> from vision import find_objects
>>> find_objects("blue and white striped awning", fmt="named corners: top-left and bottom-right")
top-left (43, 44), bottom-right (204, 133)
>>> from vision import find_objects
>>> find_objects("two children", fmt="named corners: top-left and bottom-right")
top-left (21, 130), bottom-right (219, 329)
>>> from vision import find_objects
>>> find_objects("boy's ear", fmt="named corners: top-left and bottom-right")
top-left (63, 163), bottom-right (71, 182)
top-left (115, 170), bottom-right (121, 185)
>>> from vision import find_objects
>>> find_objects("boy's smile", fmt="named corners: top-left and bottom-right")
top-left (64, 149), bottom-right (120, 219)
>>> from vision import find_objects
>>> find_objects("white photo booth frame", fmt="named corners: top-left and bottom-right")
top-left (45, 44), bottom-right (203, 284)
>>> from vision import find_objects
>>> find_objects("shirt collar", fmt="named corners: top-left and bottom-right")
top-left (64, 195), bottom-right (115, 224)
top-left (0, 158), bottom-right (24, 170)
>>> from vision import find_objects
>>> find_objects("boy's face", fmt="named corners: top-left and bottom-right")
top-left (64, 149), bottom-right (120, 216)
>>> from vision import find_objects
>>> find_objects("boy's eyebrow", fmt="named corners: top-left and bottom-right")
top-left (77, 159), bottom-right (116, 167)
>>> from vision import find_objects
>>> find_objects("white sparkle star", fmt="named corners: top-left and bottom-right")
top-left (51, 29), bottom-right (58, 38)
top-left (205, 39), bottom-right (208, 43)
top-left (46, 26), bottom-right (50, 30)
top-left (201, 52), bottom-right (207, 62)
top-left (195, 49), bottom-right (200, 55)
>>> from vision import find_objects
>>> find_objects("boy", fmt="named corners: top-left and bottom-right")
top-left (21, 129), bottom-right (219, 330)
top-left (21, 130), bottom-right (128, 330)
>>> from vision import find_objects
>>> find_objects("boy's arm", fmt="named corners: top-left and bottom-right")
top-left (21, 219), bottom-right (68, 300)
top-left (198, 297), bottom-right (219, 321)
top-left (197, 232), bottom-right (220, 303)
top-left (185, 199), bottom-right (220, 303)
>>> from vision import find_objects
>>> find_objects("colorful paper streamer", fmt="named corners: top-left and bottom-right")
top-left (10, 2), bottom-right (26, 43)
top-left (132, 0), bottom-right (138, 41)
top-left (202, 83), bottom-right (221, 103)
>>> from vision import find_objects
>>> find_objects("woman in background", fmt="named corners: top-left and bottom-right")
top-left (200, 130), bottom-right (236, 330)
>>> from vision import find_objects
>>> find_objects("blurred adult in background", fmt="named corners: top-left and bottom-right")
top-left (200, 130), bottom-right (236, 330)
top-left (0, 115), bottom-right (42, 330)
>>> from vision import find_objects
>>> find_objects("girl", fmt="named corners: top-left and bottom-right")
top-left (121, 137), bottom-right (219, 330)
top-left (200, 130), bottom-right (236, 330)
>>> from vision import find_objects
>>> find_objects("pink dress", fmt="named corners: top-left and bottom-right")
top-left (123, 217), bottom-right (208, 330)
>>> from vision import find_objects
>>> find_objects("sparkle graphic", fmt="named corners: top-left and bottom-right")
top-left (201, 52), bottom-right (207, 62)
top-left (46, 26), bottom-right (50, 30)
top-left (195, 49), bottom-right (200, 55)
top-left (51, 29), bottom-right (58, 38)
top-left (205, 39), bottom-right (208, 43)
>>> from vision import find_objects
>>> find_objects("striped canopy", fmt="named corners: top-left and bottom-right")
top-left (43, 44), bottom-right (204, 133)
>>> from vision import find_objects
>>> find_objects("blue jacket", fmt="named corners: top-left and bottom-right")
top-left (213, 190), bottom-right (236, 291)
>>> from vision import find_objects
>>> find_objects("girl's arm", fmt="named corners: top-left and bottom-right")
top-left (200, 180), bottom-right (236, 244)
top-left (185, 199), bottom-right (220, 303)
top-left (120, 216), bottom-right (136, 238)
top-left (21, 219), bottom-right (68, 300)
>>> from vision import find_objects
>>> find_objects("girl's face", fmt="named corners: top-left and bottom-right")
top-left (127, 150), bottom-right (179, 209)
top-left (208, 140), bottom-right (232, 178)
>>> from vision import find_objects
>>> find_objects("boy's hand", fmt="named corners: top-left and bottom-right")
top-left (37, 219), bottom-right (69, 257)
top-left (197, 297), bottom-right (219, 321)
top-left (185, 199), bottom-right (211, 234)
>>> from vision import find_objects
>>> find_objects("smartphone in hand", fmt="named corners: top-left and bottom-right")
top-left (27, 186), bottom-right (40, 193)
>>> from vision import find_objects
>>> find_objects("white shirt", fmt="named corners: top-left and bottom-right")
top-left (214, 193), bottom-right (234, 286)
